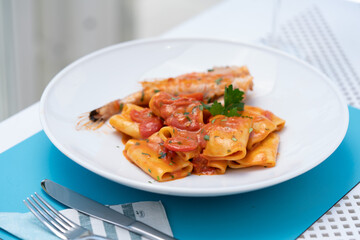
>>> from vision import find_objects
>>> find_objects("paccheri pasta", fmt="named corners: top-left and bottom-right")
top-left (106, 66), bottom-right (285, 181)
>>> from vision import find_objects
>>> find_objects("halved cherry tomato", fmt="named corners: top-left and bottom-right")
top-left (130, 109), bottom-right (162, 138)
top-left (164, 136), bottom-right (198, 152)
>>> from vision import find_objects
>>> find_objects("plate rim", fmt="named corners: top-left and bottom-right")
top-left (39, 37), bottom-right (349, 196)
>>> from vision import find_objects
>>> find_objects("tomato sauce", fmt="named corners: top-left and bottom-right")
top-left (192, 156), bottom-right (217, 175)
top-left (130, 108), bottom-right (163, 138)
top-left (164, 128), bottom-right (199, 152)
top-left (151, 92), bottom-right (204, 131)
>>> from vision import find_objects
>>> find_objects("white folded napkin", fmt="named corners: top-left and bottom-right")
top-left (0, 201), bottom-right (173, 240)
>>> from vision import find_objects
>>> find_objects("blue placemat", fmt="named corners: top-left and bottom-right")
top-left (1, 106), bottom-right (359, 240)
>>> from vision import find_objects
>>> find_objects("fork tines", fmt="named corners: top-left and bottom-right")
top-left (23, 192), bottom-right (79, 240)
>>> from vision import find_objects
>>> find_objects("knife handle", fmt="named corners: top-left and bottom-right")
top-left (129, 221), bottom-right (177, 240)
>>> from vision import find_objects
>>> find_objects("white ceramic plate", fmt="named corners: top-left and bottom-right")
top-left (40, 38), bottom-right (349, 196)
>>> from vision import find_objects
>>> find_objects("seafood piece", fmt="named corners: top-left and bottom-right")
top-left (77, 66), bottom-right (253, 130)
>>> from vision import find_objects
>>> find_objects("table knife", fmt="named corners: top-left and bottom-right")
top-left (41, 179), bottom-right (176, 240)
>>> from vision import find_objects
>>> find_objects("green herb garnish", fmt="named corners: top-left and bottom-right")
top-left (215, 78), bottom-right (223, 85)
top-left (204, 135), bottom-right (210, 141)
top-left (158, 152), bottom-right (167, 159)
top-left (202, 85), bottom-right (244, 117)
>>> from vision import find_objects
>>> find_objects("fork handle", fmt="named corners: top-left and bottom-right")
top-left (75, 235), bottom-right (111, 240)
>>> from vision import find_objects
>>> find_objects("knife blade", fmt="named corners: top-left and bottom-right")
top-left (41, 179), bottom-right (176, 240)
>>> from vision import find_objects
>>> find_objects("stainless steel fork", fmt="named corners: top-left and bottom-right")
top-left (23, 192), bottom-right (111, 240)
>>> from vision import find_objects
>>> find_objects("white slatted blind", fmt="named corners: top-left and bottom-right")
top-left (0, 0), bottom-right (132, 121)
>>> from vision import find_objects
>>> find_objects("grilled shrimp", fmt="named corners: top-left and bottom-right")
top-left (77, 66), bottom-right (253, 130)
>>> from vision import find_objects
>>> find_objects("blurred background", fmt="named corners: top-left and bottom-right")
top-left (0, 0), bottom-right (222, 121)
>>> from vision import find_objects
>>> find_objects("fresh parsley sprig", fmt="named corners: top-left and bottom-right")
top-left (202, 85), bottom-right (244, 117)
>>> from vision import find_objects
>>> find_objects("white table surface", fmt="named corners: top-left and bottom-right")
top-left (1, 0), bottom-right (360, 238)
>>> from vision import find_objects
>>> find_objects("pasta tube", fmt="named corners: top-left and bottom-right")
top-left (109, 104), bottom-right (143, 139)
top-left (228, 132), bottom-right (280, 169)
top-left (201, 115), bottom-right (252, 161)
top-left (125, 137), bottom-right (193, 182)
top-left (244, 106), bottom-right (285, 131)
